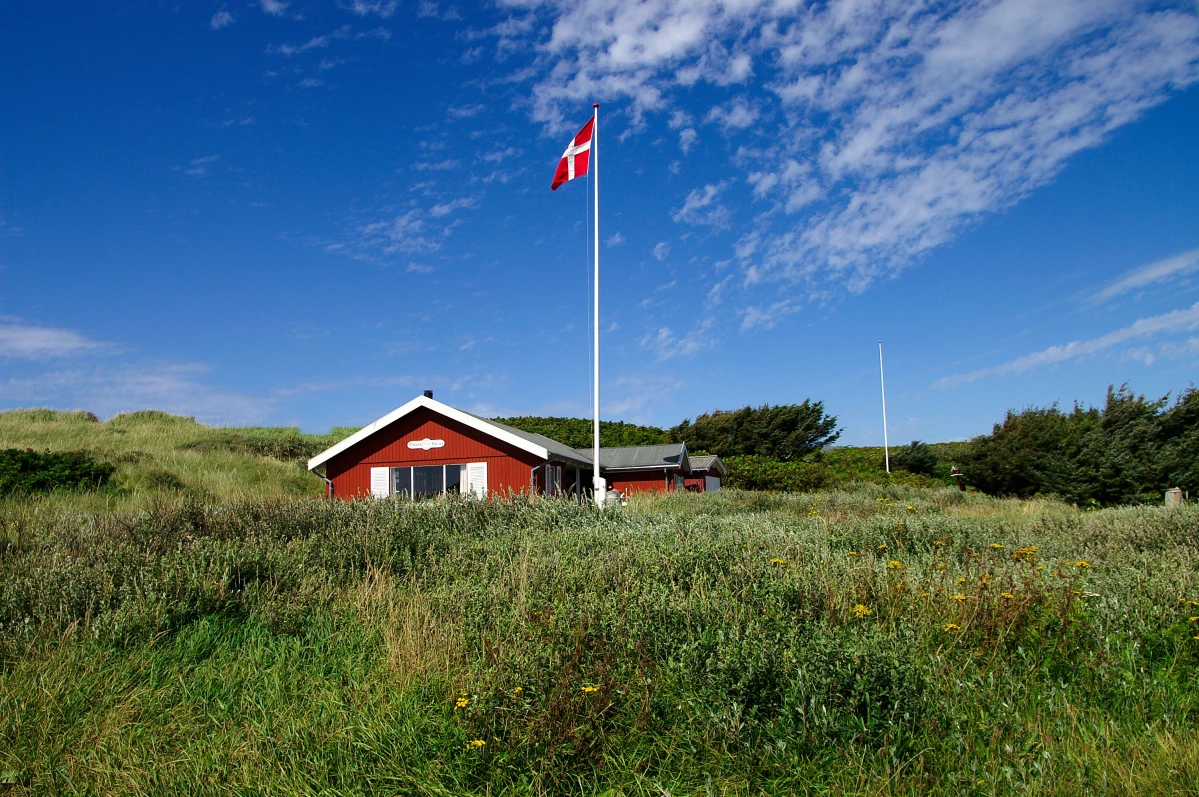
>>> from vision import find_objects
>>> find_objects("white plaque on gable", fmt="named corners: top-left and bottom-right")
top-left (407, 438), bottom-right (446, 451)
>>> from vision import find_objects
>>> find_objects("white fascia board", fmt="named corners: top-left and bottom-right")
top-left (307, 395), bottom-right (549, 471)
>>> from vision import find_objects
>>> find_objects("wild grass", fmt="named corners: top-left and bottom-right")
top-left (0, 409), bottom-right (329, 509)
top-left (1, 486), bottom-right (1196, 795)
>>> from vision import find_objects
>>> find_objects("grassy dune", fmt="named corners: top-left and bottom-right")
top-left (2, 486), bottom-right (1197, 795)
top-left (0, 409), bottom-right (335, 509)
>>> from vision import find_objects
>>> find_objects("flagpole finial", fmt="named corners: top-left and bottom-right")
top-left (593, 102), bottom-right (599, 108)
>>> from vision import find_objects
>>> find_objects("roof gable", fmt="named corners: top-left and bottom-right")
top-left (307, 395), bottom-right (591, 472)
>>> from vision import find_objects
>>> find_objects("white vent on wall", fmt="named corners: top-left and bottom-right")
top-left (370, 467), bottom-right (390, 498)
top-left (466, 462), bottom-right (487, 499)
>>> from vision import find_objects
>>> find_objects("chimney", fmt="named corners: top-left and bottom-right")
top-left (423, 390), bottom-right (434, 399)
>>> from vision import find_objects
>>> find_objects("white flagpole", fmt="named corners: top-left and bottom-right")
top-left (879, 341), bottom-right (890, 474)
top-left (592, 103), bottom-right (605, 507)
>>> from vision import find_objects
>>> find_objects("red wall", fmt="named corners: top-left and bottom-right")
top-left (683, 472), bottom-right (720, 492)
top-left (325, 407), bottom-right (544, 499)
top-left (607, 470), bottom-right (677, 495)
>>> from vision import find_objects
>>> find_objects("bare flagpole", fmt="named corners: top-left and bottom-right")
top-left (879, 341), bottom-right (890, 474)
top-left (592, 103), bottom-right (605, 507)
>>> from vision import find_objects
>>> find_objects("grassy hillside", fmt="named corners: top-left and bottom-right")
top-left (0, 409), bottom-right (339, 507)
top-left (1, 487), bottom-right (1197, 794)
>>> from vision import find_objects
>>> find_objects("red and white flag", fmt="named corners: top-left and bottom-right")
top-left (550, 117), bottom-right (595, 191)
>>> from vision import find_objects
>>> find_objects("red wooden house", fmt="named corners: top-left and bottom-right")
top-left (308, 392), bottom-right (725, 500)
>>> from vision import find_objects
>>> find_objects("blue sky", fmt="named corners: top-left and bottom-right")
top-left (2, 1), bottom-right (1198, 444)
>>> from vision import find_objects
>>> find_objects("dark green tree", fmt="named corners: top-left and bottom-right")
top-left (889, 441), bottom-right (939, 476)
top-left (669, 402), bottom-right (840, 461)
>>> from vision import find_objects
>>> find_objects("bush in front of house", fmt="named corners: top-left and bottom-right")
top-left (0, 448), bottom-right (117, 495)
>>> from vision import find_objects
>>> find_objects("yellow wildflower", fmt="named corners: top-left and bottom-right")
top-left (455, 697), bottom-right (469, 710)
top-left (770, 557), bottom-right (787, 565)
top-left (513, 687), bottom-right (523, 694)
top-left (1000, 592), bottom-right (1015, 600)
top-left (936, 562), bottom-right (947, 570)
top-left (957, 577), bottom-right (967, 584)
top-left (467, 739), bottom-right (486, 748)
top-left (1072, 561), bottom-right (1092, 569)
top-left (1036, 566), bottom-right (1045, 571)
top-left (847, 551), bottom-right (860, 557)
top-left (990, 543), bottom-right (1004, 550)
top-left (852, 604), bottom-right (872, 618)
top-left (951, 594), bottom-right (966, 602)
top-left (878, 543), bottom-right (887, 550)
top-left (888, 560), bottom-right (903, 570)
top-left (944, 623), bottom-right (960, 631)
top-left (906, 505), bottom-right (915, 511)
top-left (1190, 617), bottom-right (1199, 622)
top-left (980, 574), bottom-right (991, 586)
top-left (581, 685), bottom-right (599, 693)
top-left (933, 539), bottom-right (945, 546)
top-left (920, 592), bottom-right (930, 597)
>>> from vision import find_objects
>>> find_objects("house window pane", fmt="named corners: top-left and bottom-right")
top-left (392, 467), bottom-right (411, 498)
top-left (413, 465), bottom-right (444, 499)
top-left (445, 464), bottom-right (462, 494)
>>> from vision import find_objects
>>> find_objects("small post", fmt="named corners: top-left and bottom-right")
top-left (1165, 488), bottom-right (1183, 508)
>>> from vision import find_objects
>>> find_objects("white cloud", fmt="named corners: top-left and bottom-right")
top-left (705, 98), bottom-right (759, 133)
top-left (448, 103), bottom-right (486, 119)
top-left (678, 128), bottom-right (697, 154)
top-left (640, 320), bottom-right (712, 360)
top-left (260, 0), bottom-right (290, 17)
top-left (412, 159), bottom-right (461, 171)
top-left (935, 300), bottom-right (1199, 388)
top-left (739, 300), bottom-right (798, 332)
top-left (491, 1), bottom-right (1199, 297)
top-left (428, 196), bottom-right (478, 217)
top-left (340, 0), bottom-right (397, 17)
top-left (209, 10), bottom-right (234, 30)
top-left (1088, 246), bottom-right (1199, 304)
top-left (184, 155), bottom-right (219, 177)
top-left (671, 182), bottom-right (730, 228)
top-left (652, 241), bottom-right (670, 261)
top-left (605, 231), bottom-right (626, 247)
top-left (0, 323), bottom-right (108, 359)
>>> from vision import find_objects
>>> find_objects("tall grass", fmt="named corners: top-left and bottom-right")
top-left (1, 487), bottom-right (1196, 794)
top-left (0, 409), bottom-right (329, 509)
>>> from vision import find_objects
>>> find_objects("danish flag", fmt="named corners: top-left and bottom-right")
top-left (551, 117), bottom-right (595, 191)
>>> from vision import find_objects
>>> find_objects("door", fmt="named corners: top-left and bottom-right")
top-left (466, 462), bottom-right (488, 499)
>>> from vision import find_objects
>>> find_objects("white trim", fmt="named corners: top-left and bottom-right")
top-left (307, 395), bottom-right (550, 472)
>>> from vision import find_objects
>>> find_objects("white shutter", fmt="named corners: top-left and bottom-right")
top-left (370, 467), bottom-right (391, 498)
top-left (705, 475), bottom-right (721, 493)
top-left (466, 462), bottom-right (487, 499)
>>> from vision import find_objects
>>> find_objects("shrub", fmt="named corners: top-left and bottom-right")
top-left (0, 449), bottom-right (116, 495)
top-left (889, 440), bottom-right (939, 476)
top-left (964, 384), bottom-right (1199, 505)
top-left (724, 455), bottom-right (829, 491)
top-left (670, 401), bottom-right (840, 461)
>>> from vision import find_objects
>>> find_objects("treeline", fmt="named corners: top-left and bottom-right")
top-left (501, 384), bottom-right (1197, 506)
top-left (963, 385), bottom-right (1198, 505)
top-left (491, 417), bottom-right (672, 449)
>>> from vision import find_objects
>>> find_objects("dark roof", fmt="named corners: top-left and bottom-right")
top-left (471, 414), bottom-right (593, 466)
top-left (688, 454), bottom-right (727, 476)
top-left (574, 443), bottom-right (688, 471)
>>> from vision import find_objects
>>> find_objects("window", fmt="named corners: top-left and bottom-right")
top-left (393, 467), bottom-right (412, 498)
top-left (391, 464), bottom-right (467, 500)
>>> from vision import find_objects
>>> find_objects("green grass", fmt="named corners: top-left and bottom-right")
top-left (2, 486), bottom-right (1197, 795)
top-left (0, 409), bottom-right (333, 509)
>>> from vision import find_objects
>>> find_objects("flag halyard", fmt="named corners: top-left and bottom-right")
top-left (551, 117), bottom-right (595, 191)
